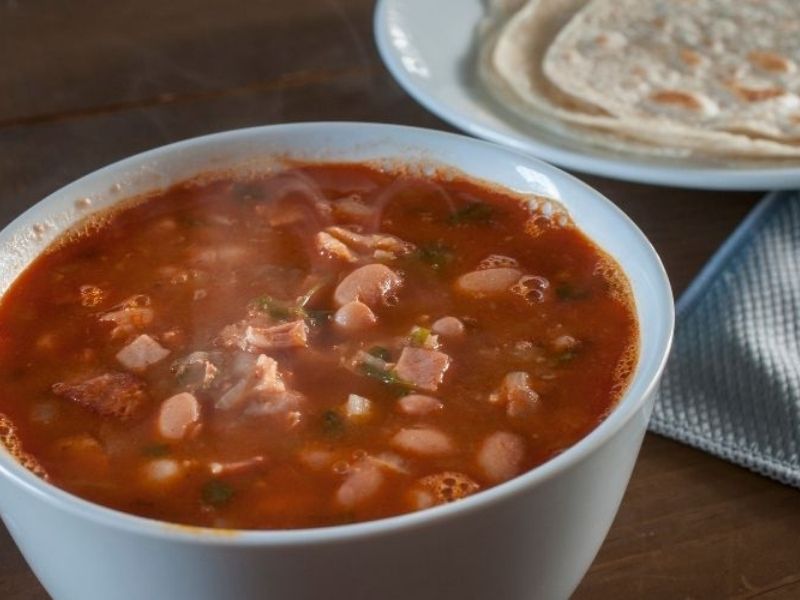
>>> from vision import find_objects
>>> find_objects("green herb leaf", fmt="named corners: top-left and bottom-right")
top-left (416, 242), bottom-right (454, 270)
top-left (322, 410), bottom-right (345, 438)
top-left (201, 480), bottom-right (235, 507)
top-left (447, 202), bottom-right (493, 225)
top-left (367, 346), bottom-right (392, 362)
top-left (254, 295), bottom-right (293, 321)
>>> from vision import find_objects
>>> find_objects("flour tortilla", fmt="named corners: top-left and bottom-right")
top-left (544, 0), bottom-right (800, 142)
top-left (479, 0), bottom-right (800, 158)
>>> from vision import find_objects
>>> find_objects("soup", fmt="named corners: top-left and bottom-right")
top-left (0, 164), bottom-right (637, 529)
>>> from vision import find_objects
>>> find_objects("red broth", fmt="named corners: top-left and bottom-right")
top-left (0, 164), bottom-right (637, 529)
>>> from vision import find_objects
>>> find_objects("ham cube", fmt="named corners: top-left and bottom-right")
top-left (116, 334), bottom-right (170, 372)
top-left (394, 347), bottom-right (451, 391)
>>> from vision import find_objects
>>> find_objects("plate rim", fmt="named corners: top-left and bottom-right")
top-left (374, 0), bottom-right (800, 191)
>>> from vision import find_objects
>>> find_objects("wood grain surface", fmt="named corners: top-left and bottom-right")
top-left (1, 1), bottom-right (798, 599)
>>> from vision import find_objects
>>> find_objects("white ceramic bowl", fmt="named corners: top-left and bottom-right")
top-left (0, 123), bottom-right (674, 600)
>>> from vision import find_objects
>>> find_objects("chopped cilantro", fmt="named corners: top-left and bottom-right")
top-left (447, 202), bottom-right (493, 225)
top-left (416, 242), bottom-right (453, 270)
top-left (367, 346), bottom-right (392, 362)
top-left (322, 410), bottom-right (345, 438)
top-left (201, 480), bottom-right (234, 507)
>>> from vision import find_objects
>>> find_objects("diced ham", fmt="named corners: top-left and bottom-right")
top-left (431, 316), bottom-right (465, 338)
top-left (333, 264), bottom-right (402, 308)
top-left (334, 300), bottom-right (377, 332)
top-left (391, 427), bottom-right (454, 456)
top-left (394, 347), bottom-right (451, 391)
top-left (316, 231), bottom-right (358, 263)
top-left (344, 394), bottom-right (372, 421)
top-left (477, 431), bottom-right (526, 483)
top-left (336, 459), bottom-right (385, 509)
top-left (52, 372), bottom-right (148, 420)
top-left (489, 372), bottom-right (540, 418)
top-left (455, 268), bottom-right (522, 297)
top-left (408, 471), bottom-right (480, 509)
top-left (245, 390), bottom-right (304, 419)
top-left (216, 354), bottom-right (287, 411)
top-left (220, 320), bottom-right (308, 352)
top-left (98, 295), bottom-right (154, 339)
top-left (157, 392), bottom-right (202, 441)
top-left (171, 351), bottom-right (221, 390)
top-left (116, 334), bottom-right (170, 372)
top-left (397, 394), bottom-right (443, 416)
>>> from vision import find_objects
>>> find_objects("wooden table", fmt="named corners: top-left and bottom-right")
top-left (1, 2), bottom-right (798, 598)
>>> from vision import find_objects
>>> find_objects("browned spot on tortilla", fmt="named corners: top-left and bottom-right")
top-left (748, 50), bottom-right (792, 73)
top-left (650, 89), bottom-right (704, 111)
top-left (595, 33), bottom-right (608, 47)
top-left (727, 81), bottom-right (786, 102)
top-left (680, 48), bottom-right (702, 67)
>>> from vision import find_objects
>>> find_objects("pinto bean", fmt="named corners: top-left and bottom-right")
top-left (431, 316), bottom-right (465, 338)
top-left (392, 427), bottom-right (454, 456)
top-left (157, 392), bottom-right (201, 440)
top-left (397, 394), bottom-right (443, 416)
top-left (336, 460), bottom-right (385, 509)
top-left (455, 268), bottom-right (522, 296)
top-left (334, 300), bottom-right (377, 332)
top-left (333, 264), bottom-right (402, 308)
top-left (477, 431), bottom-right (526, 483)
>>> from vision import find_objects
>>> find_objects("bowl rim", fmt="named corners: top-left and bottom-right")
top-left (0, 121), bottom-right (674, 547)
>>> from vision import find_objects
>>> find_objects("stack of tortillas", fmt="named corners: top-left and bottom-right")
top-left (479, 0), bottom-right (800, 158)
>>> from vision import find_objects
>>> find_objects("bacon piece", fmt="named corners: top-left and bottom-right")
top-left (53, 372), bottom-right (148, 420)
top-left (394, 347), bottom-right (450, 392)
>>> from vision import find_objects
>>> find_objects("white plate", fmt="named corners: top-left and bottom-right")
top-left (374, 0), bottom-right (800, 190)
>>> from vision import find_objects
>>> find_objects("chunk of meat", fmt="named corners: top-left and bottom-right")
top-left (333, 196), bottom-right (374, 224)
top-left (217, 354), bottom-right (286, 411)
top-left (245, 390), bottom-right (304, 421)
top-left (157, 392), bottom-right (202, 441)
top-left (98, 295), bottom-right (154, 339)
top-left (325, 226), bottom-right (415, 260)
top-left (455, 268), bottom-right (522, 297)
top-left (171, 351), bottom-right (222, 391)
top-left (220, 319), bottom-right (309, 352)
top-left (334, 300), bottom-right (377, 332)
top-left (52, 372), bottom-right (148, 420)
top-left (336, 459), bottom-right (385, 509)
top-left (316, 231), bottom-right (358, 263)
top-left (397, 394), bottom-right (443, 416)
top-left (333, 264), bottom-right (402, 308)
top-left (477, 432), bottom-right (526, 483)
top-left (408, 472), bottom-right (480, 509)
top-left (116, 334), bottom-right (170, 372)
top-left (431, 316), bottom-right (465, 338)
top-left (392, 427), bottom-right (454, 456)
top-left (489, 372), bottom-right (540, 418)
top-left (394, 347), bottom-right (451, 391)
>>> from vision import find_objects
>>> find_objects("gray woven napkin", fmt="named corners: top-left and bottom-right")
top-left (651, 191), bottom-right (800, 488)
